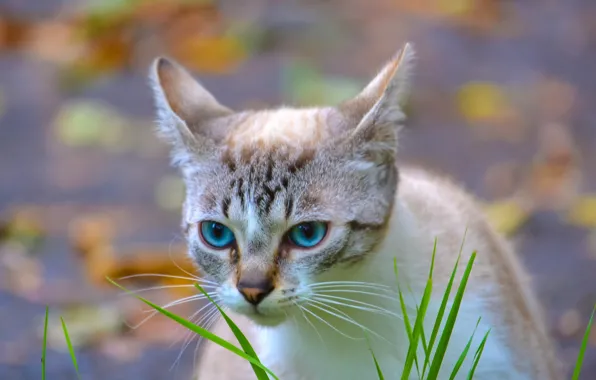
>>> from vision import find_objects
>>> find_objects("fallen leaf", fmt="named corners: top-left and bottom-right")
top-left (45, 304), bottom-right (125, 350)
top-left (522, 123), bottom-right (581, 211)
top-left (567, 196), bottom-right (596, 229)
top-left (173, 36), bottom-right (246, 74)
top-left (68, 214), bottom-right (115, 258)
top-left (282, 61), bottom-right (362, 106)
top-left (0, 242), bottom-right (44, 299)
top-left (483, 199), bottom-right (530, 236)
top-left (53, 100), bottom-right (131, 151)
top-left (457, 81), bottom-right (510, 124)
top-left (534, 76), bottom-right (576, 121)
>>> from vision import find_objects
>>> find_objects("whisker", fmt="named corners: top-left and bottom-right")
top-left (118, 273), bottom-right (218, 285)
top-left (309, 283), bottom-right (394, 293)
top-left (128, 294), bottom-right (213, 330)
top-left (307, 299), bottom-right (391, 344)
top-left (193, 309), bottom-right (221, 371)
top-left (313, 288), bottom-right (398, 300)
top-left (171, 304), bottom-right (220, 371)
top-left (117, 284), bottom-right (213, 297)
top-left (300, 301), bottom-right (360, 340)
top-left (294, 302), bottom-right (325, 346)
top-left (312, 294), bottom-right (402, 319)
top-left (310, 281), bottom-right (393, 289)
top-left (168, 235), bottom-right (213, 285)
top-left (167, 301), bottom-right (219, 350)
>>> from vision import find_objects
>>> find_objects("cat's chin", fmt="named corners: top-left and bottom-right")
top-left (243, 311), bottom-right (286, 327)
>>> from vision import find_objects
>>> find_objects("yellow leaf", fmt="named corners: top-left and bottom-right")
top-left (438, 0), bottom-right (474, 15)
top-left (457, 81), bottom-right (509, 124)
top-left (173, 36), bottom-right (246, 74)
top-left (567, 195), bottom-right (596, 228)
top-left (484, 200), bottom-right (530, 235)
top-left (54, 100), bottom-right (130, 149)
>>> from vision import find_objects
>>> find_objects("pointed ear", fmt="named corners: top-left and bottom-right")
top-left (149, 57), bottom-right (233, 166)
top-left (339, 43), bottom-right (415, 164)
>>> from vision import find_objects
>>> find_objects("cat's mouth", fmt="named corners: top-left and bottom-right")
top-left (245, 310), bottom-right (286, 327)
top-left (231, 302), bottom-right (291, 327)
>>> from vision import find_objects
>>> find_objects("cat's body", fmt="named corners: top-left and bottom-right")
top-left (148, 43), bottom-right (561, 379)
top-left (195, 166), bottom-right (560, 380)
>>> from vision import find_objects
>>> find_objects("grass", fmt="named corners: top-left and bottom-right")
top-left (41, 244), bottom-right (595, 379)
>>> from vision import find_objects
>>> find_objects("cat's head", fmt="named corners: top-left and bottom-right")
top-left (149, 43), bottom-right (414, 326)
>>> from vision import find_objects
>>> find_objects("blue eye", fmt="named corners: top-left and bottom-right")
top-left (287, 222), bottom-right (328, 248)
top-left (200, 221), bottom-right (235, 248)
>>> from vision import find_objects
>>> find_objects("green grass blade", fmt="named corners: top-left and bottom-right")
top-left (571, 304), bottom-right (596, 380)
top-left (195, 284), bottom-right (269, 380)
top-left (426, 251), bottom-right (477, 379)
top-left (448, 317), bottom-right (481, 380)
top-left (60, 317), bottom-right (80, 379)
top-left (466, 329), bottom-right (490, 380)
top-left (370, 348), bottom-right (385, 380)
top-left (107, 278), bottom-right (279, 380)
top-left (394, 258), bottom-right (413, 338)
top-left (401, 277), bottom-right (432, 380)
top-left (429, 237), bottom-right (438, 278)
top-left (42, 306), bottom-right (49, 380)
top-left (394, 258), bottom-right (420, 375)
top-left (423, 235), bottom-right (463, 378)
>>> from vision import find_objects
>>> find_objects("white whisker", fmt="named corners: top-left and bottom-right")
top-left (118, 273), bottom-right (218, 285)
top-left (300, 301), bottom-right (360, 340)
top-left (310, 281), bottom-right (392, 289)
top-left (193, 309), bottom-right (221, 370)
top-left (117, 284), bottom-right (212, 297)
top-left (314, 288), bottom-right (398, 300)
top-left (294, 302), bottom-right (325, 347)
top-left (307, 299), bottom-right (391, 344)
top-left (171, 303), bottom-right (220, 371)
top-left (312, 294), bottom-right (401, 319)
top-left (309, 283), bottom-right (394, 293)
top-left (168, 235), bottom-right (204, 282)
top-left (128, 294), bottom-right (214, 330)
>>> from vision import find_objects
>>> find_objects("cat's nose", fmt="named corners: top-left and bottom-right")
top-left (237, 275), bottom-right (274, 305)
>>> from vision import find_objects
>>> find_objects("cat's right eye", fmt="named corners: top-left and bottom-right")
top-left (199, 221), bottom-right (235, 249)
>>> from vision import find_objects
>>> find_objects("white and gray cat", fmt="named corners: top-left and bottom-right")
top-left (149, 43), bottom-right (561, 379)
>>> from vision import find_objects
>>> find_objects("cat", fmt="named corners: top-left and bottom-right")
top-left (148, 43), bottom-right (562, 380)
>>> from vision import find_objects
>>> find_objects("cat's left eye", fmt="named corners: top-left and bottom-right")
top-left (287, 221), bottom-right (328, 248)
top-left (199, 221), bottom-right (235, 249)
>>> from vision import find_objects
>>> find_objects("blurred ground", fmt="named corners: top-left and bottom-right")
top-left (1, 0), bottom-right (596, 379)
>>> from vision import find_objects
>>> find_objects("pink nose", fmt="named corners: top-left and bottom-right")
top-left (237, 277), bottom-right (274, 305)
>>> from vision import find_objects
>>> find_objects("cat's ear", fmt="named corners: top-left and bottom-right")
top-left (149, 57), bottom-right (233, 166)
top-left (339, 43), bottom-right (415, 164)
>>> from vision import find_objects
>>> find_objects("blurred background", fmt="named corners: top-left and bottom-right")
top-left (1, 0), bottom-right (595, 379)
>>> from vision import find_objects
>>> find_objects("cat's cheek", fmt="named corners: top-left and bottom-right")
top-left (189, 244), bottom-right (232, 283)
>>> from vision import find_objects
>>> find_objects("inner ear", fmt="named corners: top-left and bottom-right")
top-left (153, 58), bottom-right (232, 126)
top-left (341, 43), bottom-right (415, 134)
top-left (335, 43), bottom-right (415, 166)
top-left (149, 57), bottom-right (235, 166)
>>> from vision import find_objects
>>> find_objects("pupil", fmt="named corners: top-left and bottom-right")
top-left (300, 224), bottom-right (314, 239)
top-left (212, 224), bottom-right (223, 238)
